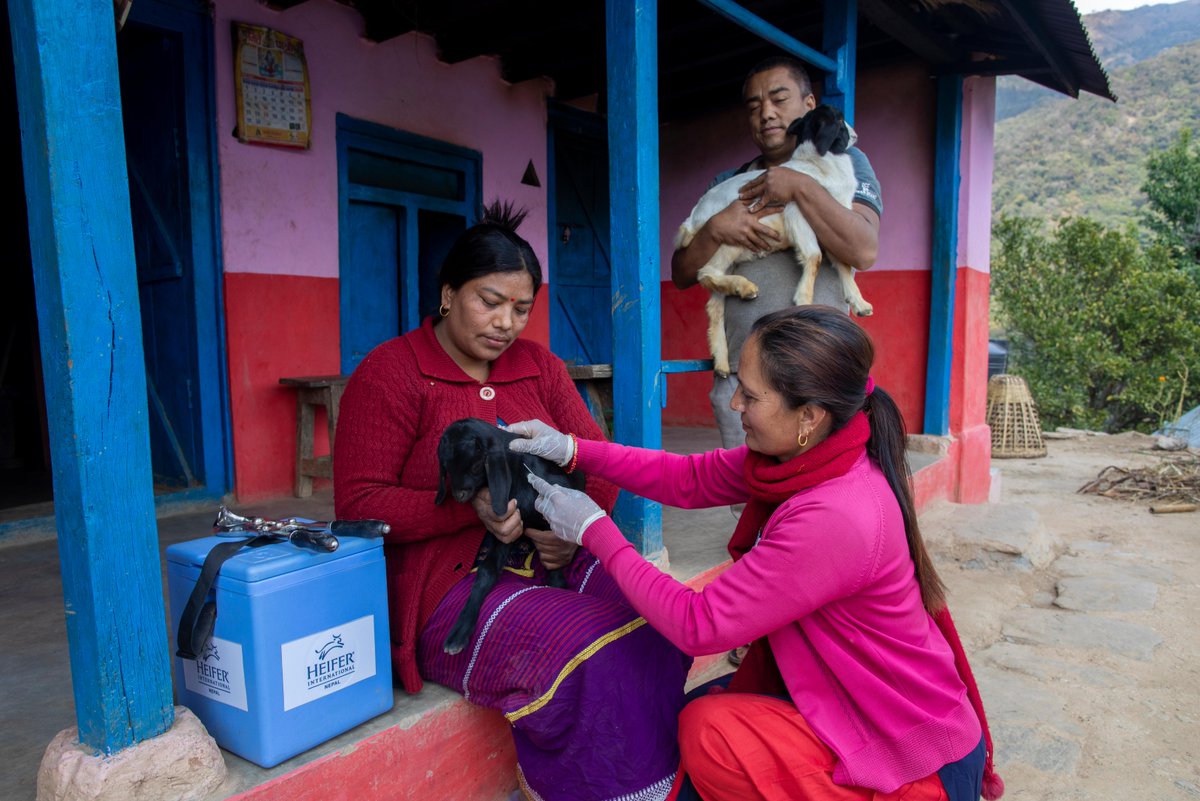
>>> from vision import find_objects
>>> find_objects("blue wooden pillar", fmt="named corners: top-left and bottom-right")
top-left (923, 75), bottom-right (964, 436)
top-left (822, 0), bottom-right (857, 125)
top-left (606, 0), bottom-right (664, 557)
top-left (8, 0), bottom-right (174, 754)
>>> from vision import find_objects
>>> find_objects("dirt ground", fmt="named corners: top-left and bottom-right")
top-left (919, 431), bottom-right (1199, 800)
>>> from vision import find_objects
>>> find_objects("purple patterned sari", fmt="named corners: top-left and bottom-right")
top-left (418, 549), bottom-right (691, 801)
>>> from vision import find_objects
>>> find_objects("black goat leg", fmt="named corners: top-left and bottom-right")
top-left (443, 537), bottom-right (509, 655)
top-left (545, 567), bottom-right (567, 590)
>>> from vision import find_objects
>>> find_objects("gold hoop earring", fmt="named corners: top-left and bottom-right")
top-left (438, 303), bottom-right (450, 318)
top-left (797, 431), bottom-right (810, 449)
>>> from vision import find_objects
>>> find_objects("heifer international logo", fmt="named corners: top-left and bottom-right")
top-left (195, 641), bottom-right (232, 694)
top-left (315, 634), bottom-right (343, 661)
top-left (182, 636), bottom-right (249, 711)
top-left (281, 615), bottom-right (376, 711)
top-left (307, 634), bottom-right (356, 690)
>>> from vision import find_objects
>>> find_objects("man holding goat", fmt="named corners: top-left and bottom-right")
top-left (671, 55), bottom-right (884, 450)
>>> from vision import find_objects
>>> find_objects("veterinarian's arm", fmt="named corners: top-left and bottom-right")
top-left (575, 438), bottom-right (749, 508)
top-left (740, 169), bottom-right (880, 270)
top-left (583, 501), bottom-right (872, 656)
top-left (670, 199), bottom-right (782, 289)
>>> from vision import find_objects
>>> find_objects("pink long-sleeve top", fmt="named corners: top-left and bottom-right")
top-left (575, 438), bottom-right (981, 792)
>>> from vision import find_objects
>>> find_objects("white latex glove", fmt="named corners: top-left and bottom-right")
top-left (505, 419), bottom-right (575, 467)
top-left (526, 473), bottom-right (607, 546)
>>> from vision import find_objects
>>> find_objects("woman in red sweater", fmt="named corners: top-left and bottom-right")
top-left (334, 202), bottom-right (691, 801)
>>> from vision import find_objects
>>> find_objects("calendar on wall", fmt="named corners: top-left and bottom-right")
top-left (232, 22), bottom-right (312, 150)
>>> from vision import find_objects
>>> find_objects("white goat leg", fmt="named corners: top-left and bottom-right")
top-left (705, 293), bottom-right (732, 377)
top-left (791, 252), bottom-right (823, 307)
top-left (834, 261), bottom-right (873, 316)
top-left (698, 268), bottom-right (759, 299)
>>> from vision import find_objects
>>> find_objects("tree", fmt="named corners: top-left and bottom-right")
top-left (991, 216), bottom-right (1200, 432)
top-left (1141, 128), bottom-right (1200, 274)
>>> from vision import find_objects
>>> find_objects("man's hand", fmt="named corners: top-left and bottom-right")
top-left (525, 527), bottom-right (578, 571)
top-left (738, 166), bottom-right (810, 212)
top-left (706, 197), bottom-right (783, 254)
top-left (470, 488), bottom-right (523, 544)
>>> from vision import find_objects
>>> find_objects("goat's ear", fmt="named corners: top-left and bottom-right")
top-left (786, 114), bottom-right (808, 140)
top-left (827, 121), bottom-right (851, 156)
top-left (484, 452), bottom-right (512, 516)
top-left (435, 464), bottom-right (448, 505)
top-left (812, 112), bottom-right (844, 157)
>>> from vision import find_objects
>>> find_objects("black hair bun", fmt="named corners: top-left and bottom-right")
top-left (482, 199), bottom-right (529, 233)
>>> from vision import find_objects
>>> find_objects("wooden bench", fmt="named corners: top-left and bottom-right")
top-left (279, 375), bottom-right (350, 498)
top-left (566, 363), bottom-right (613, 439)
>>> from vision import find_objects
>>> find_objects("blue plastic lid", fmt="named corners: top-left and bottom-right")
top-left (166, 534), bottom-right (382, 583)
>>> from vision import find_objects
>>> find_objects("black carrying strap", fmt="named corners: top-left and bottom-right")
top-left (176, 534), bottom-right (274, 660)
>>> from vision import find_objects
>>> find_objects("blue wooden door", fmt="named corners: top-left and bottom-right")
top-left (550, 123), bottom-right (612, 366)
top-left (337, 118), bottom-right (480, 375)
top-left (118, 22), bottom-right (202, 488)
top-left (342, 202), bottom-right (403, 371)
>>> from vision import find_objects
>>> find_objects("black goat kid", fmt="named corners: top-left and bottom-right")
top-left (434, 417), bottom-right (585, 655)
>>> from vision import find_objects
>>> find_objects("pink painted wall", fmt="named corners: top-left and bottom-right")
top-left (213, 0), bottom-right (553, 280)
top-left (958, 76), bottom-right (996, 273)
top-left (211, 0), bottom-right (556, 499)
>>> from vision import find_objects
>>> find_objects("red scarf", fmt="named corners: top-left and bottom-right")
top-left (723, 410), bottom-right (1005, 798)
top-left (728, 411), bottom-right (871, 562)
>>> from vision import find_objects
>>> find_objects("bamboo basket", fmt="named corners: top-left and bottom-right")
top-left (986, 374), bottom-right (1047, 458)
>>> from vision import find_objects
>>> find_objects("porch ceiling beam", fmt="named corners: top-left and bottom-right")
top-left (992, 0), bottom-right (1079, 96)
top-left (857, 0), bottom-right (963, 65)
top-left (694, 0), bottom-right (838, 75)
top-left (8, 0), bottom-right (173, 753)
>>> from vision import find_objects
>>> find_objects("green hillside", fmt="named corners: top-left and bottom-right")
top-left (991, 39), bottom-right (1200, 227)
top-left (995, 0), bottom-right (1200, 120)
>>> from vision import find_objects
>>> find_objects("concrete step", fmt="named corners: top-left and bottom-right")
top-left (208, 563), bottom-right (735, 801)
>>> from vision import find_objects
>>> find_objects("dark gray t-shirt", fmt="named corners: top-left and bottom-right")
top-left (710, 147), bottom-right (882, 371)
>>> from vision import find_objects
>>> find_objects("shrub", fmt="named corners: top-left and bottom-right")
top-left (991, 215), bottom-right (1200, 432)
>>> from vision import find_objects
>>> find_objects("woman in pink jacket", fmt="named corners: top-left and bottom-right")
top-left (508, 306), bottom-right (1003, 801)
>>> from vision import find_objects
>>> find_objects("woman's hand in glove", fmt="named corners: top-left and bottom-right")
top-left (504, 419), bottom-right (575, 467)
top-left (526, 473), bottom-right (607, 546)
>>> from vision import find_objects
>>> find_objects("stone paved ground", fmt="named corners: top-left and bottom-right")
top-left (921, 432), bottom-right (1199, 801)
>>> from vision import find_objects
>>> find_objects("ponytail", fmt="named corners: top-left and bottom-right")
top-left (864, 386), bottom-right (946, 614)
top-left (752, 305), bottom-right (947, 615)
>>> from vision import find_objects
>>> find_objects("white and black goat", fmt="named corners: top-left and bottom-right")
top-left (675, 104), bottom-right (873, 377)
top-left (434, 417), bottom-right (584, 655)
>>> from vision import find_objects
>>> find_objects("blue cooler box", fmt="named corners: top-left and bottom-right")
top-left (166, 534), bottom-right (393, 767)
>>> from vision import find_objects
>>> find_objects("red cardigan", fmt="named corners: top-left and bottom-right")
top-left (333, 317), bottom-right (617, 693)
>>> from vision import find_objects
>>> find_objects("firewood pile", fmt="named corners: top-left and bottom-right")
top-left (1079, 453), bottom-right (1200, 510)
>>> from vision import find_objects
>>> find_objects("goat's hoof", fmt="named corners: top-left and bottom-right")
top-left (733, 279), bottom-right (759, 299)
top-left (443, 641), bottom-right (465, 656)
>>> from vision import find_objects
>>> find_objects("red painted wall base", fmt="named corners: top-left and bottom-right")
top-left (660, 271), bottom-right (933, 430)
